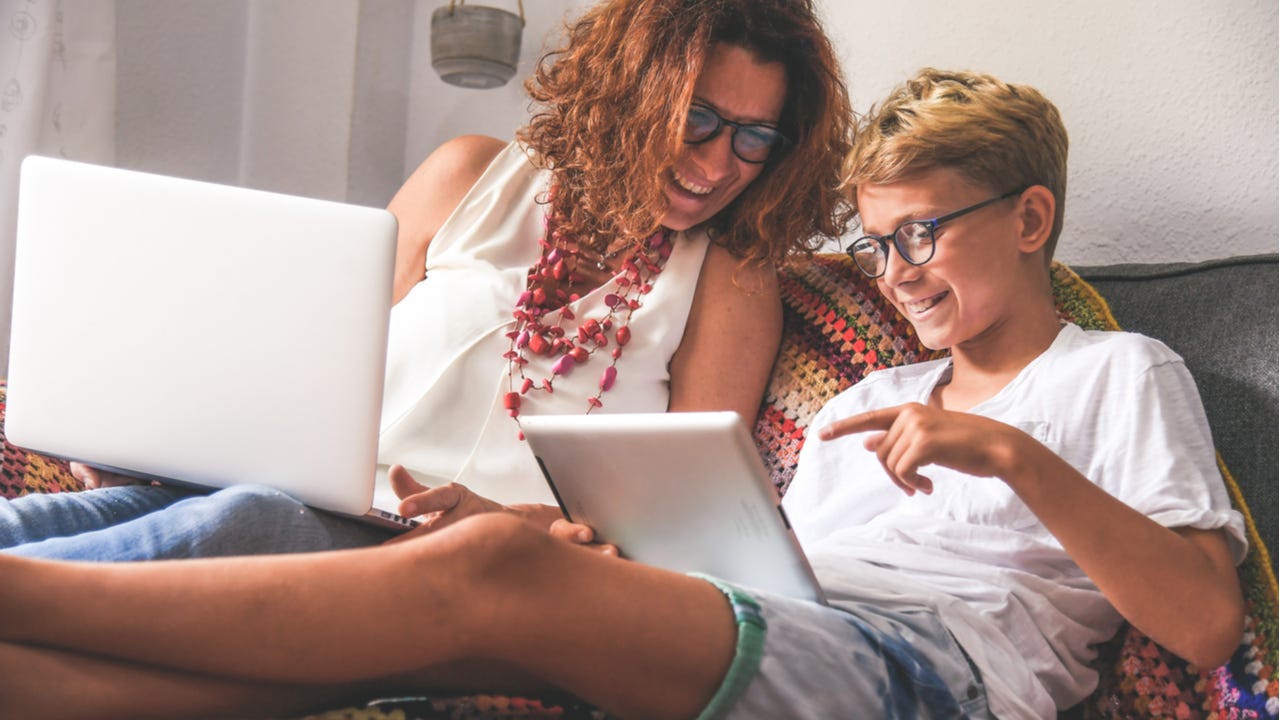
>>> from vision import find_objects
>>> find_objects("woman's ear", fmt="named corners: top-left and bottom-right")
top-left (1015, 185), bottom-right (1056, 256)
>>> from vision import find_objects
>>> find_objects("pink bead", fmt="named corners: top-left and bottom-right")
top-left (552, 355), bottom-right (576, 376)
top-left (516, 330), bottom-right (530, 348)
top-left (547, 248), bottom-right (561, 264)
top-left (600, 366), bottom-right (617, 391)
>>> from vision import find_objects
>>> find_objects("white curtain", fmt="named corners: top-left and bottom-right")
top-left (0, 0), bottom-right (115, 373)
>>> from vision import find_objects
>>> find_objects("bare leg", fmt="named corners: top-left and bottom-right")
top-left (0, 514), bottom-right (737, 720)
top-left (0, 640), bottom-right (367, 720)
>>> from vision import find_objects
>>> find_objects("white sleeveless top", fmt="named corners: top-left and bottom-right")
top-left (377, 142), bottom-right (711, 505)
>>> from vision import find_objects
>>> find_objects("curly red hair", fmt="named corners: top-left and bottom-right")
top-left (517, 0), bottom-right (853, 266)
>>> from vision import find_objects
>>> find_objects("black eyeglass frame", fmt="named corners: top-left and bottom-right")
top-left (683, 102), bottom-right (790, 165)
top-left (846, 187), bottom-right (1027, 278)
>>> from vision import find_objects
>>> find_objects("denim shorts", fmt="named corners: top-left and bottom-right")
top-left (695, 575), bottom-right (992, 720)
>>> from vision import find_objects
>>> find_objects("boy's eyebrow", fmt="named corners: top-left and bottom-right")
top-left (859, 205), bottom-right (945, 235)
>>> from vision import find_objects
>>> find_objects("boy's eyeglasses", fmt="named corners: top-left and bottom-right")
top-left (845, 188), bottom-right (1026, 278)
top-left (684, 103), bottom-right (789, 164)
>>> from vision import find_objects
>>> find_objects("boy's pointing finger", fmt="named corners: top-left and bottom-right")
top-left (817, 406), bottom-right (903, 440)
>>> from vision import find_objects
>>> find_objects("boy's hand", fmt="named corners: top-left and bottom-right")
top-left (818, 403), bottom-right (1028, 496)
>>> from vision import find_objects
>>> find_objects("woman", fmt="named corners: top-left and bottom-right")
top-left (0, 1), bottom-right (852, 557)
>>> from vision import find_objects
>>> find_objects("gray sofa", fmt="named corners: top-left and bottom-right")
top-left (1074, 254), bottom-right (1277, 573)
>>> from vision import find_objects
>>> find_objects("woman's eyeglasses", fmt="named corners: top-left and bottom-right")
top-left (684, 103), bottom-right (789, 164)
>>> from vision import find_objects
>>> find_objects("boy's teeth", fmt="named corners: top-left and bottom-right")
top-left (673, 169), bottom-right (712, 195)
top-left (906, 294), bottom-right (943, 313)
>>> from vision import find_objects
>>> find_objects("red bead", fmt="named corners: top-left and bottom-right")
top-left (593, 332), bottom-right (608, 347)
top-left (532, 288), bottom-right (547, 306)
top-left (587, 397), bottom-right (603, 409)
top-left (528, 334), bottom-right (549, 355)
top-left (520, 377), bottom-right (533, 394)
top-left (542, 379), bottom-right (554, 393)
top-left (612, 347), bottom-right (622, 359)
top-left (503, 392), bottom-right (521, 410)
top-left (571, 346), bottom-right (589, 363)
top-left (615, 325), bottom-right (631, 346)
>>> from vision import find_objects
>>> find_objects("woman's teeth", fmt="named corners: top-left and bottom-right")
top-left (672, 169), bottom-right (713, 196)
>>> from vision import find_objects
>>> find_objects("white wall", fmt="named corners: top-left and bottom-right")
top-left (111, 0), bottom-right (1279, 265)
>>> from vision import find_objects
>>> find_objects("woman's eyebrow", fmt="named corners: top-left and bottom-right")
top-left (691, 96), bottom-right (781, 126)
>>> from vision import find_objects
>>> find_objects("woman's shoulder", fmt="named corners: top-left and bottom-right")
top-left (418, 135), bottom-right (510, 183)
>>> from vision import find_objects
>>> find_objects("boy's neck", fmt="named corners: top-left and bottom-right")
top-left (930, 302), bottom-right (1063, 412)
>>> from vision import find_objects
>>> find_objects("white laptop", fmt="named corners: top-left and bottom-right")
top-left (520, 411), bottom-right (826, 604)
top-left (6, 155), bottom-right (415, 530)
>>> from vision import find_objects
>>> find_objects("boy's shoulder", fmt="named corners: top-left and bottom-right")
top-left (1051, 324), bottom-right (1184, 371)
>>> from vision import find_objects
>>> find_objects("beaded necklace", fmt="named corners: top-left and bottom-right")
top-left (503, 220), bottom-right (673, 440)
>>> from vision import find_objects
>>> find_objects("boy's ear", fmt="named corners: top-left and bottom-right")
top-left (1015, 185), bottom-right (1056, 255)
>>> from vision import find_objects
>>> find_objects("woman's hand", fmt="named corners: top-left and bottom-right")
top-left (70, 462), bottom-right (149, 490)
top-left (548, 518), bottom-right (619, 556)
top-left (384, 465), bottom-right (568, 540)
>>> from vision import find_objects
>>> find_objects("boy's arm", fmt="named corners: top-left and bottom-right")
top-left (820, 404), bottom-right (1245, 669)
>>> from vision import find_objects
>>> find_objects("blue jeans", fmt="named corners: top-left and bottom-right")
top-left (0, 484), bottom-right (393, 560)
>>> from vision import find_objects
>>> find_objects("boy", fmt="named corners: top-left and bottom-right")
top-left (781, 67), bottom-right (1246, 715)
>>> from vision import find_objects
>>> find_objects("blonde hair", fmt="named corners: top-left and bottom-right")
top-left (846, 68), bottom-right (1069, 262)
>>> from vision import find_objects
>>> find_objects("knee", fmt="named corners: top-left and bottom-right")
top-left (201, 484), bottom-right (307, 519)
top-left (404, 513), bottom-right (555, 591)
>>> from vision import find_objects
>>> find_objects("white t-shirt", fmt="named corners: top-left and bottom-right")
top-left (782, 323), bottom-right (1247, 719)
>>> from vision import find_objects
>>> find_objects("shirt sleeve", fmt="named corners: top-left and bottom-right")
top-left (1094, 356), bottom-right (1249, 564)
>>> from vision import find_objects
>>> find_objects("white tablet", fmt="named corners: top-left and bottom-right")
top-left (520, 411), bottom-right (826, 604)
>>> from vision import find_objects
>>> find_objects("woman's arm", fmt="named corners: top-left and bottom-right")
top-left (667, 243), bottom-right (782, 420)
top-left (388, 135), bottom-right (507, 304)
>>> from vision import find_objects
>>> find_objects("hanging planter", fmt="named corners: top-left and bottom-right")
top-left (430, 0), bottom-right (525, 89)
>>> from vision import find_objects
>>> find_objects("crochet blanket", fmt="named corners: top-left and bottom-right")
top-left (0, 255), bottom-right (1274, 719)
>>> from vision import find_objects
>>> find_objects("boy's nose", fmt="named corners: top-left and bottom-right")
top-left (879, 242), bottom-right (921, 288)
